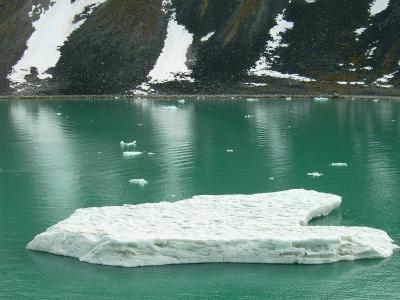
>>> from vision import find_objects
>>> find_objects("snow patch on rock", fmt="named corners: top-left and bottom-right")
top-left (8, 0), bottom-right (108, 86)
top-left (147, 12), bottom-right (193, 83)
top-left (26, 189), bottom-right (398, 267)
top-left (369, 0), bottom-right (390, 17)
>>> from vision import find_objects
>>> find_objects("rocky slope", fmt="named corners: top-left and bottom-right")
top-left (0, 0), bottom-right (399, 96)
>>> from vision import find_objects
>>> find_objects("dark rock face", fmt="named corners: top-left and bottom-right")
top-left (53, 0), bottom-right (167, 95)
top-left (0, 0), bottom-right (399, 95)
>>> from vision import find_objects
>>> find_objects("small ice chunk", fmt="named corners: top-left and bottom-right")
top-left (120, 140), bottom-right (137, 148)
top-left (26, 189), bottom-right (398, 267)
top-left (373, 99), bottom-right (379, 102)
top-left (123, 151), bottom-right (143, 158)
top-left (163, 105), bottom-right (178, 111)
top-left (286, 97), bottom-right (292, 101)
top-left (330, 163), bottom-right (348, 167)
top-left (148, 152), bottom-right (155, 155)
top-left (128, 179), bottom-right (148, 187)
top-left (314, 97), bottom-right (329, 102)
top-left (246, 98), bottom-right (259, 102)
top-left (226, 149), bottom-right (234, 153)
top-left (177, 99), bottom-right (185, 104)
top-left (138, 123), bottom-right (144, 126)
top-left (56, 112), bottom-right (62, 116)
top-left (244, 115), bottom-right (254, 119)
top-left (306, 172), bottom-right (323, 177)
top-left (268, 177), bottom-right (275, 180)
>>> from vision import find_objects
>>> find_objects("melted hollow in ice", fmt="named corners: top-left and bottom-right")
top-left (27, 189), bottom-right (398, 267)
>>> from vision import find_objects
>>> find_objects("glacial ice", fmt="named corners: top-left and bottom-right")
top-left (120, 140), bottom-right (137, 148)
top-left (129, 179), bottom-right (148, 187)
top-left (27, 189), bottom-right (398, 267)
top-left (122, 151), bottom-right (142, 158)
top-left (330, 163), bottom-right (348, 167)
top-left (306, 172), bottom-right (323, 177)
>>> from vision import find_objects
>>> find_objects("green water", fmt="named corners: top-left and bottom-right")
top-left (0, 98), bottom-right (399, 299)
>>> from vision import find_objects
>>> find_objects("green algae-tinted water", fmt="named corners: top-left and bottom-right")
top-left (0, 98), bottom-right (399, 299)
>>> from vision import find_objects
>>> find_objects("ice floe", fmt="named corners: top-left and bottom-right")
top-left (120, 140), bottom-right (137, 148)
top-left (246, 98), bottom-right (259, 102)
top-left (177, 99), bottom-right (186, 104)
top-left (8, 0), bottom-right (108, 85)
top-left (26, 189), bottom-right (398, 267)
top-left (128, 179), bottom-right (148, 187)
top-left (330, 163), bottom-right (348, 167)
top-left (314, 97), bottom-right (329, 102)
top-left (122, 151), bottom-right (143, 158)
top-left (162, 105), bottom-right (178, 111)
top-left (226, 149), bottom-right (234, 153)
top-left (306, 172), bottom-right (323, 177)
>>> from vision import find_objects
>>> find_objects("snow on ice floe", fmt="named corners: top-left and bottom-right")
top-left (26, 189), bottom-right (398, 267)
top-left (8, 0), bottom-right (108, 85)
top-left (122, 151), bottom-right (143, 158)
top-left (128, 179), bottom-right (148, 187)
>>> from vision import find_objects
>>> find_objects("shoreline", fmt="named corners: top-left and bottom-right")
top-left (1, 94), bottom-right (400, 101)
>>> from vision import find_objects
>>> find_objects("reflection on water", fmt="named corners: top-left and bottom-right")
top-left (0, 98), bottom-right (400, 299)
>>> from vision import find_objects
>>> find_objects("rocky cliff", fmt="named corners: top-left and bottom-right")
top-left (0, 0), bottom-right (399, 96)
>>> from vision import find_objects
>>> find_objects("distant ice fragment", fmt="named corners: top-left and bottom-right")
top-left (148, 152), bottom-right (155, 155)
top-left (123, 151), bottom-right (143, 158)
top-left (306, 172), bottom-right (323, 177)
top-left (244, 115), bottom-right (254, 119)
top-left (56, 112), bottom-right (62, 116)
top-left (26, 189), bottom-right (398, 267)
top-left (120, 140), bottom-right (137, 148)
top-left (129, 179), bottom-right (148, 187)
top-left (286, 97), bottom-right (292, 101)
top-left (177, 99), bottom-right (186, 104)
top-left (226, 149), bottom-right (234, 153)
top-left (246, 98), bottom-right (259, 102)
top-left (373, 99), bottom-right (379, 102)
top-left (314, 97), bottom-right (329, 102)
top-left (330, 163), bottom-right (348, 167)
top-left (163, 105), bottom-right (178, 111)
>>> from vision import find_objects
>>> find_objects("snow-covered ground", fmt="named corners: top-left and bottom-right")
top-left (8, 0), bottom-right (108, 86)
top-left (27, 189), bottom-right (398, 267)
top-left (249, 10), bottom-right (314, 82)
top-left (147, 13), bottom-right (193, 83)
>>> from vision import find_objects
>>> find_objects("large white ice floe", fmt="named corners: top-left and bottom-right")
top-left (27, 189), bottom-right (397, 267)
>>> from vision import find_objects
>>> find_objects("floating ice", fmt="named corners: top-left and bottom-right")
top-left (246, 98), bottom-right (259, 102)
top-left (306, 172), bottom-right (323, 177)
top-left (373, 99), bottom-right (379, 103)
top-left (314, 97), bottom-right (329, 102)
top-left (286, 97), bottom-right (292, 101)
top-left (226, 149), bottom-right (234, 153)
top-left (330, 163), bottom-right (348, 167)
top-left (122, 151), bottom-right (143, 158)
top-left (163, 105), bottom-right (178, 111)
top-left (120, 140), bottom-right (137, 148)
top-left (244, 115), bottom-right (254, 119)
top-left (128, 179), bottom-right (148, 187)
top-left (148, 152), bottom-right (155, 156)
top-left (26, 189), bottom-right (398, 267)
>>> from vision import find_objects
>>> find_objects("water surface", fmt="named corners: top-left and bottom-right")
top-left (0, 98), bottom-right (399, 299)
